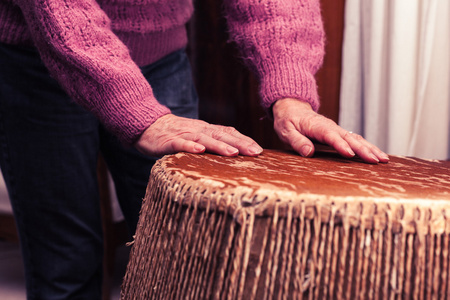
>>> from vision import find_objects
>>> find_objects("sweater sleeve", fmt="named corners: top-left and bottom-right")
top-left (14, 0), bottom-right (171, 144)
top-left (224, 0), bottom-right (325, 112)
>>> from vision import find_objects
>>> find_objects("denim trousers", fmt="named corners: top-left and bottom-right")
top-left (0, 43), bottom-right (198, 299)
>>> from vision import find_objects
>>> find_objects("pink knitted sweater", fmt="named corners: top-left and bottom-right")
top-left (0, 0), bottom-right (324, 144)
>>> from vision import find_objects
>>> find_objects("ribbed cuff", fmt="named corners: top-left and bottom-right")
top-left (85, 68), bottom-right (172, 145)
top-left (112, 99), bottom-right (171, 145)
top-left (257, 55), bottom-right (320, 113)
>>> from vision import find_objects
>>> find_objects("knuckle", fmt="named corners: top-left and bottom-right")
top-left (344, 131), bottom-right (363, 141)
top-left (197, 120), bottom-right (208, 128)
top-left (222, 126), bottom-right (238, 134)
top-left (210, 129), bottom-right (223, 140)
top-left (185, 132), bottom-right (203, 143)
top-left (210, 126), bottom-right (237, 139)
top-left (353, 133), bottom-right (364, 141)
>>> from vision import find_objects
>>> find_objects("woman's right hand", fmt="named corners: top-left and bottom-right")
top-left (134, 114), bottom-right (263, 158)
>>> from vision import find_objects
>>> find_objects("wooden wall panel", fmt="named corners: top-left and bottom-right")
top-left (316, 0), bottom-right (346, 122)
top-left (187, 0), bottom-right (345, 149)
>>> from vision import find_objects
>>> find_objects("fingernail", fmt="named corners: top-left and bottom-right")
top-left (347, 148), bottom-right (355, 157)
top-left (300, 145), bottom-right (312, 157)
top-left (194, 144), bottom-right (205, 152)
top-left (380, 153), bottom-right (390, 161)
top-left (227, 146), bottom-right (239, 155)
top-left (248, 145), bottom-right (263, 155)
top-left (370, 153), bottom-right (379, 163)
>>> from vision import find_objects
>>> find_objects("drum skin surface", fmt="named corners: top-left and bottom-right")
top-left (121, 149), bottom-right (450, 299)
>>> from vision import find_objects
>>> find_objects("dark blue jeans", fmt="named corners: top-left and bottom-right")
top-left (0, 43), bottom-right (198, 299)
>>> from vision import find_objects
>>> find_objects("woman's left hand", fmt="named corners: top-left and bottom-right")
top-left (272, 98), bottom-right (389, 164)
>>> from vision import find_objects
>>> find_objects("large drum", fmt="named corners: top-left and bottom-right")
top-left (121, 149), bottom-right (450, 299)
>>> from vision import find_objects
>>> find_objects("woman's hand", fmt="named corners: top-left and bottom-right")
top-left (135, 114), bottom-right (263, 157)
top-left (273, 98), bottom-right (389, 163)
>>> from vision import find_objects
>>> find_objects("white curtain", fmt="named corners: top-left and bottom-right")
top-left (339, 0), bottom-right (450, 160)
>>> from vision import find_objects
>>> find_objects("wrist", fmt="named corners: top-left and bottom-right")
top-left (272, 98), bottom-right (313, 118)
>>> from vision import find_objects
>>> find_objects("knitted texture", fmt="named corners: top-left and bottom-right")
top-left (0, 0), bottom-right (324, 143)
top-left (224, 0), bottom-right (325, 112)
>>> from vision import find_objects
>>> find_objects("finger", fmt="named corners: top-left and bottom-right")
top-left (292, 114), bottom-right (356, 159)
top-left (208, 126), bottom-right (263, 156)
top-left (312, 124), bottom-right (383, 163)
top-left (316, 129), bottom-right (356, 159)
top-left (353, 135), bottom-right (389, 162)
top-left (372, 147), bottom-right (390, 163)
top-left (343, 132), bottom-right (389, 163)
top-left (279, 128), bottom-right (315, 157)
top-left (217, 125), bottom-right (258, 144)
top-left (183, 133), bottom-right (241, 156)
top-left (168, 138), bottom-right (206, 155)
top-left (342, 131), bottom-right (380, 163)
